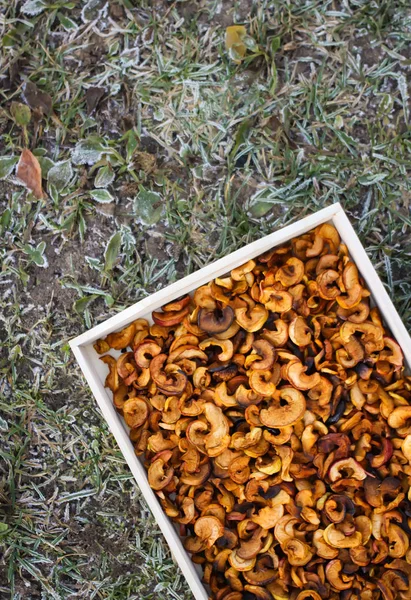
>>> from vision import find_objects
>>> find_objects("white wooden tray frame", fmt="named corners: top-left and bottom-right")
top-left (70, 203), bottom-right (411, 600)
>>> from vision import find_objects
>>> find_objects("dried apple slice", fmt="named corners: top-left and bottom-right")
top-left (249, 370), bottom-right (277, 396)
top-left (260, 387), bottom-right (306, 428)
top-left (235, 305), bottom-right (268, 333)
top-left (243, 555), bottom-right (277, 584)
top-left (289, 316), bottom-right (312, 346)
top-left (317, 269), bottom-right (341, 300)
top-left (203, 402), bottom-right (230, 457)
top-left (285, 360), bottom-right (321, 391)
top-left (198, 305), bottom-right (235, 334)
top-left (324, 524), bottom-right (362, 549)
top-left (161, 294), bottom-right (191, 312)
top-left (283, 538), bottom-right (313, 566)
top-left (228, 550), bottom-right (256, 572)
top-left (249, 339), bottom-right (276, 370)
top-left (180, 461), bottom-right (211, 485)
top-left (275, 258), bottom-right (304, 287)
top-left (123, 397), bottom-right (149, 429)
top-left (149, 354), bottom-right (187, 395)
top-left (194, 516), bottom-right (224, 549)
top-left (152, 306), bottom-right (190, 326)
top-left (147, 458), bottom-right (174, 491)
top-left (199, 338), bottom-right (234, 362)
top-left (134, 340), bottom-right (162, 368)
top-left (260, 288), bottom-right (293, 313)
top-left (106, 323), bottom-right (136, 350)
top-left (325, 559), bottom-right (354, 590)
top-left (100, 354), bottom-right (120, 391)
top-left (237, 526), bottom-right (265, 560)
top-left (228, 455), bottom-right (250, 484)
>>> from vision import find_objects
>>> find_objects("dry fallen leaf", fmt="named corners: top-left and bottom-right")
top-left (85, 87), bottom-right (105, 114)
top-left (16, 149), bottom-right (43, 199)
top-left (22, 81), bottom-right (52, 116)
top-left (225, 25), bottom-right (247, 63)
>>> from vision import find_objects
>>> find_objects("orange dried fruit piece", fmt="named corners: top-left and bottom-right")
top-left (259, 387), bottom-right (306, 428)
top-left (123, 397), bottom-right (149, 429)
top-left (106, 323), bottom-right (136, 350)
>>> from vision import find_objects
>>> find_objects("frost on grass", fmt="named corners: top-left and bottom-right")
top-left (90, 189), bottom-right (114, 203)
top-left (94, 164), bottom-right (115, 188)
top-left (134, 187), bottom-right (164, 226)
top-left (71, 136), bottom-right (107, 165)
top-left (1, 0), bottom-right (411, 598)
top-left (397, 74), bottom-right (409, 124)
top-left (20, 0), bottom-right (46, 16)
top-left (47, 160), bottom-right (73, 192)
top-left (0, 156), bottom-right (18, 179)
top-left (21, 241), bottom-right (48, 268)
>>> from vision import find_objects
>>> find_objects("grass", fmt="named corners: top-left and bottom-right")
top-left (0, 0), bottom-right (410, 598)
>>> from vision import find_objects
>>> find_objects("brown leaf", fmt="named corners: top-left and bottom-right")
top-left (85, 86), bottom-right (105, 114)
top-left (16, 149), bottom-right (43, 199)
top-left (22, 81), bottom-right (52, 116)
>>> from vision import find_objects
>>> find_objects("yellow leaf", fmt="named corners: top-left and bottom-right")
top-left (225, 25), bottom-right (247, 63)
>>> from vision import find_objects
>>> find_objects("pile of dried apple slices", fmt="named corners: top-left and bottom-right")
top-left (96, 223), bottom-right (411, 600)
